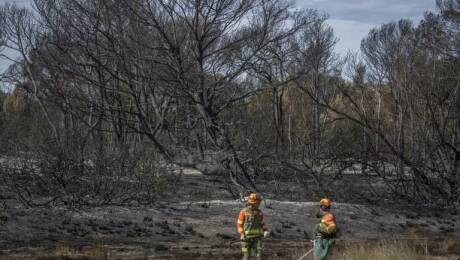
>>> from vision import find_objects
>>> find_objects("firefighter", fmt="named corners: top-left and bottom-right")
top-left (313, 198), bottom-right (338, 260)
top-left (237, 192), bottom-right (270, 260)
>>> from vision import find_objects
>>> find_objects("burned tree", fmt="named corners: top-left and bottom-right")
top-left (0, 0), bottom-right (315, 200)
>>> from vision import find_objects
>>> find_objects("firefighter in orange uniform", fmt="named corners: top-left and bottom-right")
top-left (314, 198), bottom-right (338, 260)
top-left (237, 192), bottom-right (269, 260)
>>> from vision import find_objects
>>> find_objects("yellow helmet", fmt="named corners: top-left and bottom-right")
top-left (248, 192), bottom-right (262, 205)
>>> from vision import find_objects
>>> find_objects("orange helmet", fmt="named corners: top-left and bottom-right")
top-left (320, 198), bottom-right (331, 208)
top-left (247, 192), bottom-right (262, 205)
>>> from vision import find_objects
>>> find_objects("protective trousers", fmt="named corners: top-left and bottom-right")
top-left (241, 237), bottom-right (262, 260)
top-left (313, 238), bottom-right (331, 260)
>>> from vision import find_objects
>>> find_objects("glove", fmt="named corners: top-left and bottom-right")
top-left (240, 235), bottom-right (245, 240)
top-left (263, 231), bottom-right (270, 238)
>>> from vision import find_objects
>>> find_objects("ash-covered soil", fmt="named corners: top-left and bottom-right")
top-left (0, 174), bottom-right (459, 259)
top-left (1, 200), bottom-right (460, 259)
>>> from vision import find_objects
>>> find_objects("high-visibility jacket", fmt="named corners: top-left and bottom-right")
top-left (237, 207), bottom-right (267, 238)
top-left (315, 213), bottom-right (337, 238)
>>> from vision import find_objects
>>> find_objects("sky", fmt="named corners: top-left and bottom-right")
top-left (0, 0), bottom-right (438, 74)
top-left (296, 0), bottom-right (437, 55)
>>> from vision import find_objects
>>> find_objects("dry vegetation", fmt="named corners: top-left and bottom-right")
top-left (334, 241), bottom-right (424, 260)
top-left (11, 238), bottom-right (460, 260)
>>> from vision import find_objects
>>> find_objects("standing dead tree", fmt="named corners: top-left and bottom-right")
top-left (9, 0), bottom-right (311, 197)
top-left (298, 10), bottom-right (460, 204)
top-left (283, 12), bottom-right (348, 197)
